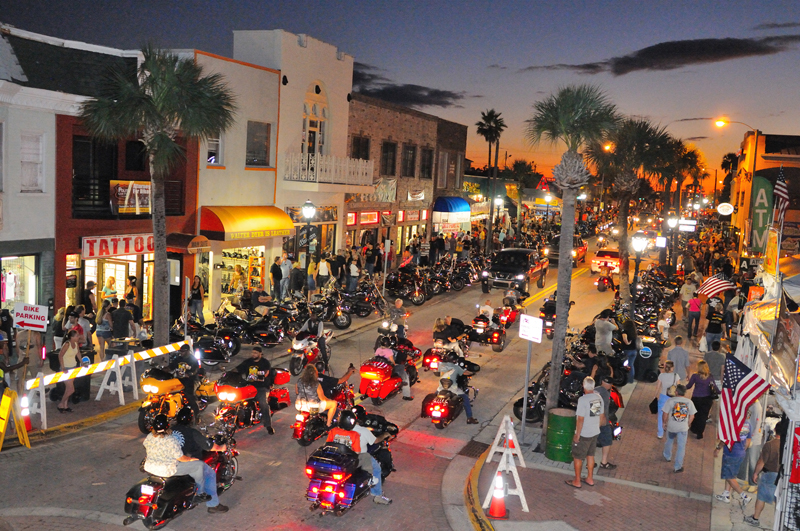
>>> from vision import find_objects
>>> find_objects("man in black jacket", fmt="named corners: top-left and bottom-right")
top-left (170, 344), bottom-right (201, 416)
top-left (235, 347), bottom-right (275, 434)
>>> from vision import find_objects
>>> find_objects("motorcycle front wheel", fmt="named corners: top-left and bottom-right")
top-left (332, 313), bottom-right (352, 330)
top-left (138, 408), bottom-right (154, 434)
top-left (410, 292), bottom-right (425, 306)
top-left (218, 456), bottom-right (239, 493)
top-left (451, 278), bottom-right (465, 291)
top-left (431, 282), bottom-right (442, 296)
top-left (356, 306), bottom-right (372, 318)
top-left (289, 356), bottom-right (305, 376)
top-left (513, 397), bottom-right (544, 423)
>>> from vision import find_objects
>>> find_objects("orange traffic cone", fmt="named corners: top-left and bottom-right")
top-left (486, 471), bottom-right (508, 520)
top-left (504, 433), bottom-right (516, 449)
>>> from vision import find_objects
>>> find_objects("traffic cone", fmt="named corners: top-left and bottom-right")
top-left (486, 471), bottom-right (508, 520)
top-left (504, 433), bottom-right (516, 449)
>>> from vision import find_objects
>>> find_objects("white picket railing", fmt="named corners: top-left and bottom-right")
top-left (284, 152), bottom-right (374, 186)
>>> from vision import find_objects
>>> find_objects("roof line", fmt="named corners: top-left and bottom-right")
top-left (0, 22), bottom-right (140, 58)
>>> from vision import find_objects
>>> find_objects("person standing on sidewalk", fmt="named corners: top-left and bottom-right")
top-left (595, 376), bottom-right (617, 470)
top-left (714, 419), bottom-right (753, 508)
top-left (593, 310), bottom-right (617, 356)
top-left (655, 361), bottom-right (679, 439)
top-left (705, 303), bottom-right (724, 348)
top-left (662, 384), bottom-right (696, 473)
top-left (620, 318), bottom-right (638, 384)
top-left (687, 292), bottom-right (702, 340)
top-left (679, 278), bottom-right (695, 320)
top-left (667, 336), bottom-right (691, 381)
top-left (744, 433), bottom-right (782, 527)
top-left (686, 360), bottom-right (719, 439)
top-left (567, 377), bottom-right (605, 488)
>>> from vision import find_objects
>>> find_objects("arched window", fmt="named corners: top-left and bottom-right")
top-left (301, 83), bottom-right (328, 156)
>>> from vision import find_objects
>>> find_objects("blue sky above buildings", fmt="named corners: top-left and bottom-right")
top-left (5, 0), bottom-right (799, 182)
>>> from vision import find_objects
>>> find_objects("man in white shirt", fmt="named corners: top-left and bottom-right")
top-left (567, 377), bottom-right (605, 488)
top-left (479, 299), bottom-right (494, 321)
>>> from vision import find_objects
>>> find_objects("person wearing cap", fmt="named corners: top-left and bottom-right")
top-left (251, 284), bottom-right (272, 316)
top-left (235, 347), bottom-right (275, 435)
top-left (170, 344), bottom-right (200, 417)
top-left (595, 376), bottom-right (617, 470)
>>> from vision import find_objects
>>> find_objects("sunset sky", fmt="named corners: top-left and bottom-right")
top-left (6, 0), bottom-right (799, 187)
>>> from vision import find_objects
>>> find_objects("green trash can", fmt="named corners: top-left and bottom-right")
top-left (545, 408), bottom-right (576, 463)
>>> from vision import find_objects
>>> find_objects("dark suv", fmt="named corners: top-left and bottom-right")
top-left (544, 235), bottom-right (587, 268)
top-left (481, 248), bottom-right (549, 293)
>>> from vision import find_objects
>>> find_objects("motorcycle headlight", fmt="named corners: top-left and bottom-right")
top-left (481, 271), bottom-right (489, 277)
top-left (612, 229), bottom-right (619, 235)
top-left (543, 249), bottom-right (549, 255)
top-left (382, 321), bottom-right (390, 328)
top-left (571, 250), bottom-right (577, 257)
top-left (296, 414), bottom-right (305, 421)
top-left (641, 336), bottom-right (656, 343)
top-left (292, 341), bottom-right (302, 349)
top-left (194, 349), bottom-right (202, 360)
top-left (515, 274), bottom-right (525, 280)
top-left (598, 236), bottom-right (604, 241)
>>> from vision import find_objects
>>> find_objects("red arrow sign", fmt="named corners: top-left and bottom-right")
top-left (16, 321), bottom-right (45, 330)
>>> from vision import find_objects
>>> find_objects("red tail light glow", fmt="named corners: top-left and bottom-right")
top-left (333, 473), bottom-right (343, 480)
top-left (305, 467), bottom-right (313, 478)
top-left (564, 369), bottom-right (571, 375)
top-left (324, 485), bottom-right (335, 493)
top-left (492, 332), bottom-right (500, 338)
top-left (338, 491), bottom-right (345, 498)
top-left (539, 312), bottom-right (545, 317)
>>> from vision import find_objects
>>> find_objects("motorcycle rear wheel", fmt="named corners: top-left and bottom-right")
top-left (451, 278), bottom-right (465, 291)
top-left (296, 433), bottom-right (313, 446)
top-left (201, 359), bottom-right (220, 367)
top-left (597, 283), bottom-right (607, 292)
top-left (218, 456), bottom-right (239, 493)
top-left (356, 307), bottom-right (372, 318)
top-left (434, 421), bottom-right (446, 430)
top-left (289, 357), bottom-right (304, 376)
top-left (492, 337), bottom-right (506, 352)
top-left (546, 330), bottom-right (554, 340)
top-left (431, 283), bottom-right (442, 295)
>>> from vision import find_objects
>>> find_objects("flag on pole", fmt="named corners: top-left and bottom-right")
top-left (697, 272), bottom-right (736, 298)
top-left (774, 165), bottom-right (789, 228)
top-left (718, 354), bottom-right (770, 449)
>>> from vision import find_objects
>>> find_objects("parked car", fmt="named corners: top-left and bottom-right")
top-left (544, 235), bottom-right (587, 268)
top-left (590, 249), bottom-right (621, 274)
top-left (481, 249), bottom-right (549, 293)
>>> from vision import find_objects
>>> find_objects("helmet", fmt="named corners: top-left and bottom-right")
top-left (439, 378), bottom-right (454, 389)
top-left (379, 336), bottom-right (392, 348)
top-left (351, 405), bottom-right (367, 422)
top-left (338, 410), bottom-right (357, 431)
top-left (440, 350), bottom-right (460, 364)
top-left (152, 414), bottom-right (170, 434)
top-left (175, 407), bottom-right (194, 425)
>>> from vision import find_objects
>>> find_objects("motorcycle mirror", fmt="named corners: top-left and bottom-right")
top-left (570, 301), bottom-right (576, 306)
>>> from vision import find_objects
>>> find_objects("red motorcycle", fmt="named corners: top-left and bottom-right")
top-left (359, 353), bottom-right (421, 406)
top-left (292, 382), bottom-right (355, 446)
top-left (213, 369), bottom-right (291, 434)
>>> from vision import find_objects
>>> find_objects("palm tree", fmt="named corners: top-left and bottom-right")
top-left (509, 159), bottom-right (542, 236)
top-left (525, 85), bottom-right (618, 434)
top-left (720, 152), bottom-right (738, 203)
top-left (475, 109), bottom-right (507, 252)
top-left (80, 46), bottom-right (236, 346)
top-left (586, 118), bottom-right (671, 305)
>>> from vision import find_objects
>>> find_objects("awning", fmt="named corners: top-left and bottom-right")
top-left (200, 206), bottom-right (295, 241)
top-left (166, 233), bottom-right (211, 254)
top-left (432, 196), bottom-right (471, 224)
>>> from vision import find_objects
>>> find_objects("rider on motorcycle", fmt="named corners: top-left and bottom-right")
top-left (599, 264), bottom-right (616, 290)
top-left (169, 344), bottom-right (200, 417)
top-left (374, 337), bottom-right (413, 401)
top-left (478, 300), bottom-right (494, 320)
top-left (299, 314), bottom-right (328, 372)
top-left (388, 299), bottom-right (409, 339)
top-left (235, 346), bottom-right (275, 435)
top-left (317, 363), bottom-right (357, 400)
top-left (437, 352), bottom-right (478, 425)
top-left (142, 414), bottom-right (228, 514)
top-left (433, 318), bottom-right (464, 357)
top-left (326, 409), bottom-right (393, 505)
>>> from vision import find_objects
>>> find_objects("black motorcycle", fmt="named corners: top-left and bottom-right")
top-left (385, 265), bottom-right (426, 306)
top-left (311, 289), bottom-right (352, 329)
top-left (421, 371), bottom-right (478, 429)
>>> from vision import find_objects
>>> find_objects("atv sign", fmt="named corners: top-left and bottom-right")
top-left (13, 303), bottom-right (48, 332)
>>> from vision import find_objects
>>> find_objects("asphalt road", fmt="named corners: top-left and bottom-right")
top-left (0, 238), bottom-right (653, 531)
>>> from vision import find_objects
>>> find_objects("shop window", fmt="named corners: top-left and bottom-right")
top-left (351, 135), bottom-right (370, 160)
top-left (125, 141), bottom-right (147, 171)
top-left (72, 135), bottom-right (118, 218)
top-left (437, 152), bottom-right (449, 189)
top-left (360, 211), bottom-right (379, 225)
top-left (380, 142), bottom-right (396, 176)
top-left (420, 148), bottom-right (434, 180)
top-left (397, 210), bottom-right (405, 222)
top-left (1, 255), bottom-right (37, 309)
top-left (20, 132), bottom-right (44, 192)
top-left (207, 134), bottom-right (223, 165)
top-left (346, 212), bottom-right (356, 226)
top-left (401, 144), bottom-right (416, 177)
top-left (246, 121), bottom-right (271, 167)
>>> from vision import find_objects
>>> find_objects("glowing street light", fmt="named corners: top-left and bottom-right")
top-left (544, 193), bottom-right (553, 220)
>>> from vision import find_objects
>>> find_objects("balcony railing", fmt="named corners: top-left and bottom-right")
top-left (284, 152), bottom-right (374, 186)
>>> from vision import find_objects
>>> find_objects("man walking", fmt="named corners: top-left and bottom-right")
top-left (280, 252), bottom-right (292, 300)
top-left (662, 384), bottom-right (696, 473)
top-left (667, 336), bottom-right (691, 380)
top-left (744, 432), bottom-right (782, 527)
top-left (714, 418), bottom-right (753, 508)
top-left (567, 377), bottom-right (605, 488)
top-left (679, 279), bottom-right (695, 320)
top-left (595, 376), bottom-right (617, 470)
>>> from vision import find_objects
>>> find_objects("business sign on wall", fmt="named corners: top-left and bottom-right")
top-left (750, 176), bottom-right (774, 254)
top-left (82, 234), bottom-right (154, 259)
top-left (110, 180), bottom-right (151, 214)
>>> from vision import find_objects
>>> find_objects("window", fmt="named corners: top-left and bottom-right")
top-left (72, 135), bottom-right (118, 218)
top-left (454, 153), bottom-right (463, 190)
top-left (380, 142), bottom-right (397, 176)
top-left (351, 136), bottom-right (370, 160)
top-left (437, 152), bottom-right (449, 189)
top-left (20, 132), bottom-right (44, 192)
top-left (420, 148), bottom-right (434, 180)
top-left (125, 141), bottom-right (146, 171)
top-left (207, 134), bottom-right (223, 165)
top-left (401, 144), bottom-right (416, 177)
top-left (246, 121), bottom-right (271, 167)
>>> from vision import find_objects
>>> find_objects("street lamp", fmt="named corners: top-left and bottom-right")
top-left (544, 193), bottom-right (553, 221)
top-left (302, 198), bottom-right (316, 263)
top-left (667, 216), bottom-right (678, 274)
top-left (494, 196), bottom-right (504, 233)
top-left (630, 235), bottom-right (648, 320)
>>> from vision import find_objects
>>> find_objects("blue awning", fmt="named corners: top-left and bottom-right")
top-left (432, 196), bottom-right (471, 213)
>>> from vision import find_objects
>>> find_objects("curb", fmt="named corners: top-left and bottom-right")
top-left (464, 447), bottom-right (494, 531)
top-left (1, 399), bottom-right (142, 452)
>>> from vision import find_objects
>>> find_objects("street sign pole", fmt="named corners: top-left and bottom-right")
top-left (382, 239), bottom-right (390, 297)
top-left (520, 340), bottom-right (533, 447)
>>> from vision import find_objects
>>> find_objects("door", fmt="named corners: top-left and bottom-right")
top-left (102, 261), bottom-right (130, 299)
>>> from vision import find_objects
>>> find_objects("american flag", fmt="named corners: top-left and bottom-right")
top-left (774, 165), bottom-right (790, 228)
top-left (717, 354), bottom-right (770, 450)
top-left (697, 272), bottom-right (736, 298)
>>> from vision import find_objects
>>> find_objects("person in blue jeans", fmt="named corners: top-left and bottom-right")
top-left (744, 433), bottom-right (783, 527)
top-left (620, 319), bottom-right (638, 384)
top-left (655, 361), bottom-right (680, 438)
top-left (705, 305), bottom-right (724, 349)
top-left (715, 419), bottom-right (753, 508)
top-left (662, 384), bottom-right (696, 473)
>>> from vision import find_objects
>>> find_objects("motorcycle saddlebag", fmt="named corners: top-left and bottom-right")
top-left (272, 368), bottom-right (290, 386)
top-left (268, 387), bottom-right (290, 411)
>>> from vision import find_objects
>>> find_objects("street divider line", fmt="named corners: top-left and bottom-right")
top-left (522, 267), bottom-right (588, 308)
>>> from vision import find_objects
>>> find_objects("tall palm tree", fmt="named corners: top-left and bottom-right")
top-left (80, 46), bottom-right (236, 346)
top-left (720, 152), bottom-right (738, 203)
top-left (586, 118), bottom-right (671, 305)
top-left (525, 85), bottom-right (618, 432)
top-left (476, 109), bottom-right (507, 252)
top-left (509, 159), bottom-right (542, 236)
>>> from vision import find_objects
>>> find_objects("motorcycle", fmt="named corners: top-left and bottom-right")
top-left (292, 379), bottom-right (356, 446)
top-left (384, 265), bottom-right (426, 306)
top-left (494, 291), bottom-right (524, 329)
top-left (539, 298), bottom-right (574, 340)
top-left (213, 369), bottom-right (291, 435)
top-left (421, 371), bottom-right (479, 429)
top-left (595, 275), bottom-right (615, 292)
top-left (171, 308), bottom-right (241, 355)
top-left (339, 281), bottom-right (387, 317)
top-left (123, 425), bottom-right (239, 530)
top-left (311, 288), bottom-right (352, 329)
top-left (468, 313), bottom-right (506, 352)
top-left (137, 362), bottom-right (215, 434)
top-left (358, 351), bottom-right (421, 406)
top-left (289, 330), bottom-right (333, 376)
top-left (596, 234), bottom-right (608, 249)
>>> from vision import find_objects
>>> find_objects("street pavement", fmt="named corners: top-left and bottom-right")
top-left (0, 238), bottom-right (677, 531)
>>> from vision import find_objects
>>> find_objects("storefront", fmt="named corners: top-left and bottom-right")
top-left (283, 205), bottom-right (338, 266)
top-left (431, 196), bottom-right (471, 235)
top-left (393, 209), bottom-right (429, 255)
top-left (199, 205), bottom-right (295, 311)
top-left (1, 255), bottom-right (39, 310)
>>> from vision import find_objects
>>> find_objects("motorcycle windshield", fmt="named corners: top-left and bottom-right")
top-left (216, 371), bottom-right (248, 388)
top-left (141, 367), bottom-right (174, 381)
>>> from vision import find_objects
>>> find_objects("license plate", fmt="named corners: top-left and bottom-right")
top-left (141, 485), bottom-right (154, 495)
top-left (431, 410), bottom-right (442, 417)
top-left (545, 322), bottom-right (553, 326)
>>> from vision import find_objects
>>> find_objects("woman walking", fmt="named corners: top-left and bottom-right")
top-left (95, 300), bottom-right (113, 360)
top-left (57, 330), bottom-right (81, 413)
top-left (687, 360), bottom-right (719, 439)
top-left (189, 276), bottom-right (205, 324)
top-left (655, 361), bottom-right (679, 439)
top-left (687, 291), bottom-right (702, 340)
